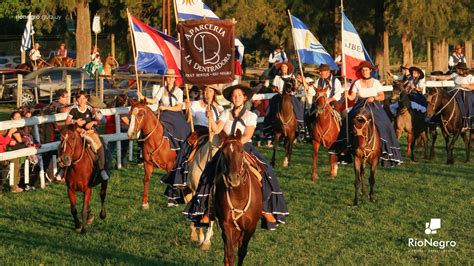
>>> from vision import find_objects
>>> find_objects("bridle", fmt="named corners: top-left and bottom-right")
top-left (313, 87), bottom-right (340, 146)
top-left (59, 130), bottom-right (86, 166)
top-left (353, 110), bottom-right (377, 160)
top-left (427, 89), bottom-right (459, 131)
top-left (130, 106), bottom-right (160, 142)
top-left (217, 139), bottom-right (251, 231)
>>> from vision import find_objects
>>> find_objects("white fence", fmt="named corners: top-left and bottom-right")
top-left (0, 80), bottom-right (454, 190)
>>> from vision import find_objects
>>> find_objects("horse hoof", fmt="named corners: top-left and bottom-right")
top-left (87, 214), bottom-right (95, 225)
top-left (328, 176), bottom-right (336, 180)
top-left (100, 210), bottom-right (107, 220)
top-left (75, 226), bottom-right (82, 233)
top-left (80, 228), bottom-right (87, 234)
top-left (282, 158), bottom-right (289, 167)
top-left (190, 233), bottom-right (199, 242)
top-left (142, 203), bottom-right (149, 209)
top-left (200, 242), bottom-right (211, 251)
top-left (311, 175), bottom-right (318, 182)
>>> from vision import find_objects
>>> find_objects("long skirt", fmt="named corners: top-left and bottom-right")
top-left (454, 90), bottom-right (474, 128)
top-left (183, 142), bottom-right (289, 223)
top-left (263, 94), bottom-right (305, 136)
top-left (329, 100), bottom-right (403, 167)
top-left (160, 110), bottom-right (191, 151)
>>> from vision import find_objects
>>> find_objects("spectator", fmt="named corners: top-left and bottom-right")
top-left (57, 43), bottom-right (68, 59)
top-left (448, 44), bottom-right (466, 74)
top-left (0, 128), bottom-right (17, 195)
top-left (8, 111), bottom-right (25, 193)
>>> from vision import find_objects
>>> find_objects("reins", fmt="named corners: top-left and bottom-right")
top-left (354, 109), bottom-right (377, 161)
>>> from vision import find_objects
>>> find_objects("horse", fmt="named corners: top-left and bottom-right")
top-left (426, 88), bottom-right (471, 164)
top-left (57, 125), bottom-right (108, 233)
top-left (352, 108), bottom-right (381, 206)
top-left (215, 130), bottom-right (262, 266)
top-left (46, 55), bottom-right (64, 67)
top-left (311, 86), bottom-right (341, 181)
top-left (102, 54), bottom-right (119, 79)
top-left (271, 78), bottom-right (298, 167)
top-left (62, 57), bottom-right (76, 67)
top-left (127, 99), bottom-right (177, 209)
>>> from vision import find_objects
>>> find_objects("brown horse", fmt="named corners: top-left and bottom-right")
top-left (215, 130), bottom-right (262, 266)
top-left (271, 78), bottom-right (298, 167)
top-left (58, 125), bottom-right (108, 233)
top-left (426, 88), bottom-right (471, 164)
top-left (127, 99), bottom-right (177, 209)
top-left (62, 57), bottom-right (76, 67)
top-left (311, 86), bottom-right (340, 181)
top-left (352, 108), bottom-right (381, 206)
top-left (15, 56), bottom-right (63, 71)
top-left (102, 54), bottom-right (119, 79)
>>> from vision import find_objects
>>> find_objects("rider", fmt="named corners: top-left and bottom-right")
top-left (162, 84), bottom-right (224, 207)
top-left (406, 66), bottom-right (427, 113)
top-left (268, 44), bottom-right (287, 69)
top-left (137, 68), bottom-right (191, 150)
top-left (28, 43), bottom-right (42, 70)
top-left (65, 91), bottom-right (109, 181)
top-left (388, 64), bottom-right (412, 82)
top-left (263, 62), bottom-right (305, 142)
top-left (431, 62), bottom-right (474, 131)
top-left (448, 44), bottom-right (466, 74)
top-left (183, 84), bottom-right (289, 230)
top-left (329, 61), bottom-right (402, 166)
top-left (57, 43), bottom-right (68, 59)
top-left (314, 64), bottom-right (344, 109)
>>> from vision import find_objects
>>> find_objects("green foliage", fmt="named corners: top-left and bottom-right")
top-left (0, 134), bottom-right (472, 264)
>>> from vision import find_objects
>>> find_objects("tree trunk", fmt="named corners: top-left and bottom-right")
top-left (441, 39), bottom-right (449, 73)
top-left (465, 40), bottom-right (472, 68)
top-left (334, 3), bottom-right (341, 57)
top-left (76, 0), bottom-right (91, 67)
top-left (383, 31), bottom-right (390, 79)
top-left (426, 38), bottom-right (432, 73)
top-left (432, 40), bottom-right (442, 72)
top-left (401, 33), bottom-right (413, 66)
top-left (374, 0), bottom-right (385, 80)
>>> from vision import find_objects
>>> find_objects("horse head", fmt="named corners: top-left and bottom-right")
top-left (219, 130), bottom-right (246, 188)
top-left (114, 94), bottom-right (130, 107)
top-left (425, 88), bottom-right (445, 119)
top-left (353, 108), bottom-right (375, 151)
top-left (105, 54), bottom-right (119, 69)
top-left (127, 98), bottom-right (149, 139)
top-left (314, 86), bottom-right (329, 116)
top-left (282, 77), bottom-right (297, 95)
top-left (58, 124), bottom-right (83, 167)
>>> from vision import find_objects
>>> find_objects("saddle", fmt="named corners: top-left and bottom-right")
top-left (243, 152), bottom-right (263, 185)
top-left (186, 129), bottom-right (214, 163)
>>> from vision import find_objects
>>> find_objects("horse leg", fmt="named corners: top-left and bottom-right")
top-left (369, 159), bottom-right (378, 202)
top-left (407, 132), bottom-right (413, 160)
top-left (99, 180), bottom-right (108, 220)
top-left (360, 162), bottom-right (366, 198)
top-left (447, 133), bottom-right (460, 164)
top-left (311, 140), bottom-right (320, 181)
top-left (81, 189), bottom-right (92, 234)
top-left (222, 227), bottom-right (235, 266)
top-left (86, 204), bottom-right (94, 225)
top-left (200, 221), bottom-right (214, 251)
top-left (329, 153), bottom-right (338, 179)
top-left (421, 132), bottom-right (428, 159)
top-left (353, 156), bottom-right (362, 206)
top-left (461, 132), bottom-right (471, 162)
top-left (199, 227), bottom-right (205, 245)
top-left (238, 229), bottom-right (256, 266)
top-left (271, 133), bottom-right (280, 167)
top-left (283, 136), bottom-right (292, 167)
top-left (190, 223), bottom-right (199, 242)
top-left (142, 162), bottom-right (154, 209)
top-left (68, 188), bottom-right (81, 231)
top-left (429, 127), bottom-right (437, 159)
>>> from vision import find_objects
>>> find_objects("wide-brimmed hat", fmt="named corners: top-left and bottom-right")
top-left (88, 96), bottom-right (106, 109)
top-left (34, 43), bottom-right (40, 47)
top-left (164, 69), bottom-right (179, 77)
top-left (455, 44), bottom-right (463, 50)
top-left (318, 64), bottom-right (331, 71)
top-left (223, 84), bottom-right (254, 102)
top-left (355, 61), bottom-right (375, 71)
top-left (455, 62), bottom-right (468, 70)
top-left (275, 62), bottom-right (294, 73)
top-left (201, 84), bottom-right (222, 95)
top-left (409, 66), bottom-right (425, 80)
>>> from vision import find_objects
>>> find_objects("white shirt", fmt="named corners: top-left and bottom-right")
top-left (268, 51), bottom-right (288, 64)
top-left (219, 109), bottom-right (257, 142)
top-left (315, 76), bottom-right (344, 101)
top-left (191, 100), bottom-right (223, 128)
top-left (273, 74), bottom-right (295, 93)
top-left (149, 84), bottom-right (183, 111)
top-left (448, 53), bottom-right (466, 67)
top-left (449, 73), bottom-right (474, 91)
top-left (408, 79), bottom-right (426, 94)
top-left (29, 49), bottom-right (41, 61)
top-left (351, 79), bottom-right (384, 100)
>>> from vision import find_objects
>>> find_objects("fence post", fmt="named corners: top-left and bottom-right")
top-left (21, 51), bottom-right (25, 64)
top-left (99, 76), bottom-right (104, 102)
top-left (52, 155), bottom-right (57, 178)
top-left (81, 72), bottom-right (85, 91)
top-left (66, 75), bottom-right (71, 105)
top-left (129, 141), bottom-right (133, 162)
top-left (9, 162), bottom-right (14, 186)
top-left (111, 33), bottom-right (115, 59)
top-left (49, 87), bottom-right (53, 103)
top-left (95, 70), bottom-right (99, 97)
top-left (24, 159), bottom-right (29, 185)
top-left (39, 157), bottom-right (45, 189)
top-left (115, 112), bottom-right (122, 169)
top-left (17, 74), bottom-right (23, 108)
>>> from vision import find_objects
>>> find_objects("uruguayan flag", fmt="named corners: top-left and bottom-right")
top-left (290, 15), bottom-right (338, 70)
top-left (20, 13), bottom-right (34, 52)
top-left (176, 0), bottom-right (244, 63)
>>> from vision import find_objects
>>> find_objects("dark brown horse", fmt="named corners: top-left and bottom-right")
top-left (58, 125), bottom-right (108, 233)
top-left (15, 56), bottom-right (63, 71)
top-left (426, 88), bottom-right (471, 164)
top-left (215, 131), bottom-right (262, 266)
top-left (271, 78), bottom-right (298, 167)
top-left (352, 108), bottom-right (381, 206)
top-left (62, 57), bottom-right (76, 67)
top-left (127, 99), bottom-right (177, 209)
top-left (311, 86), bottom-right (340, 181)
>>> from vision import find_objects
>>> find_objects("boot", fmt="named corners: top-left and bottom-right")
top-left (261, 212), bottom-right (277, 231)
top-left (100, 170), bottom-right (109, 181)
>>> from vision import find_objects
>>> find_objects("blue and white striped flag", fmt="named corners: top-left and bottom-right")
top-left (290, 15), bottom-right (338, 70)
top-left (20, 13), bottom-right (34, 52)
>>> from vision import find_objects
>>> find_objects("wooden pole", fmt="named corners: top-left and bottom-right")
top-left (21, 51), bottom-right (26, 64)
top-left (115, 113), bottom-right (122, 169)
top-left (341, 0), bottom-right (350, 147)
top-left (167, 0), bottom-right (171, 34)
top-left (287, 10), bottom-right (309, 102)
top-left (95, 33), bottom-right (98, 51)
top-left (34, 76), bottom-right (39, 104)
top-left (66, 75), bottom-right (71, 105)
top-left (49, 87), bottom-right (53, 103)
top-left (162, 0), bottom-right (166, 32)
top-left (185, 84), bottom-right (194, 132)
top-left (95, 69), bottom-right (99, 97)
top-left (81, 72), bottom-right (85, 91)
top-left (111, 33), bottom-right (115, 59)
top-left (99, 76), bottom-right (104, 102)
top-left (17, 74), bottom-right (23, 108)
top-left (127, 9), bottom-right (141, 92)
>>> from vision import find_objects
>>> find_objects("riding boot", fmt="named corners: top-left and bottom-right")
top-left (97, 147), bottom-right (109, 181)
top-left (261, 212), bottom-right (277, 230)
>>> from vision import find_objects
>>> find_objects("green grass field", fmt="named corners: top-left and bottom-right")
top-left (0, 134), bottom-right (472, 265)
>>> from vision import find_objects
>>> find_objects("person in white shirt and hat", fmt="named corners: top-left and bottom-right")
top-left (28, 43), bottom-right (42, 70)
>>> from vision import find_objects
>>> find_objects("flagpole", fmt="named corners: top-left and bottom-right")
top-left (287, 9), bottom-right (309, 103)
top-left (341, 0), bottom-right (350, 147)
top-left (126, 9), bottom-right (141, 93)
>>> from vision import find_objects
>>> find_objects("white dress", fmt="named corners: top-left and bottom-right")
top-left (219, 109), bottom-right (257, 142)
top-left (150, 84), bottom-right (183, 111)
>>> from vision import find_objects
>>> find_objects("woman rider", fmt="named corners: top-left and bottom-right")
top-left (330, 61), bottom-right (402, 166)
top-left (184, 84), bottom-right (289, 230)
top-left (65, 91), bottom-right (109, 180)
top-left (407, 66), bottom-right (428, 113)
top-left (137, 69), bottom-right (191, 151)
top-left (162, 84), bottom-right (224, 207)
